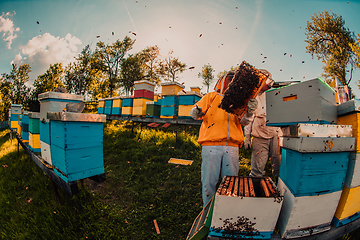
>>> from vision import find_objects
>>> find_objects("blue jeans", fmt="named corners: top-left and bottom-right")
top-left (201, 145), bottom-right (239, 207)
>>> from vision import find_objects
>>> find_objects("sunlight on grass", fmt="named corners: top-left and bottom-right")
top-left (0, 130), bottom-right (16, 158)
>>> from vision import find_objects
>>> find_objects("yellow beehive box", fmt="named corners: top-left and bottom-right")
top-left (98, 100), bottom-right (105, 108)
top-left (133, 98), bottom-right (149, 107)
top-left (338, 113), bottom-right (360, 152)
top-left (122, 106), bottom-right (133, 116)
top-left (112, 98), bottom-right (122, 108)
top-left (190, 86), bottom-right (201, 93)
top-left (334, 185), bottom-right (360, 223)
top-left (161, 82), bottom-right (185, 96)
top-left (132, 106), bottom-right (147, 116)
top-left (29, 133), bottom-right (41, 149)
top-left (178, 105), bottom-right (193, 118)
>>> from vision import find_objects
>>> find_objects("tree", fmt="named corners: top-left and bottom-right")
top-left (93, 36), bottom-right (135, 97)
top-left (64, 45), bottom-right (105, 100)
top-left (198, 64), bottom-right (214, 93)
top-left (0, 64), bottom-right (31, 119)
top-left (159, 50), bottom-right (187, 82)
top-left (139, 45), bottom-right (162, 85)
top-left (305, 11), bottom-right (357, 86)
top-left (120, 53), bottom-right (143, 95)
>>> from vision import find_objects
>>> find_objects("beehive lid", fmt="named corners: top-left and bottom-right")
top-left (47, 112), bottom-right (106, 122)
top-left (337, 99), bottom-right (360, 116)
top-left (98, 96), bottom-right (124, 101)
top-left (28, 112), bottom-right (40, 119)
top-left (161, 81), bottom-right (185, 88)
top-left (134, 80), bottom-right (156, 86)
top-left (177, 91), bottom-right (203, 98)
top-left (38, 91), bottom-right (84, 102)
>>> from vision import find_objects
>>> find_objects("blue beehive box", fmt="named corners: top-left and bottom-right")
top-left (178, 94), bottom-right (201, 105)
top-left (279, 136), bottom-right (354, 196)
top-left (122, 97), bottom-right (133, 107)
top-left (48, 112), bottom-right (106, 183)
top-left (21, 111), bottom-right (29, 143)
top-left (38, 91), bottom-right (84, 165)
top-left (104, 99), bottom-right (112, 115)
top-left (162, 95), bottom-right (178, 106)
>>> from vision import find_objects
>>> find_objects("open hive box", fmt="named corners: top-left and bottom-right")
top-left (218, 61), bottom-right (268, 119)
top-left (208, 176), bottom-right (283, 239)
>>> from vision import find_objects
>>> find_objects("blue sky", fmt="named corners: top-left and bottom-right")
top-left (1, 0), bottom-right (360, 96)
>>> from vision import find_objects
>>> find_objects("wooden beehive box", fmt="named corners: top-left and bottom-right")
top-left (132, 98), bottom-right (148, 116)
top-left (277, 178), bottom-right (342, 238)
top-left (28, 112), bottom-right (41, 153)
top-left (344, 152), bottom-right (360, 188)
top-left (190, 86), bottom-right (201, 94)
top-left (97, 99), bottom-right (105, 114)
top-left (333, 184), bottom-right (360, 227)
top-left (146, 101), bottom-right (161, 118)
top-left (48, 112), bottom-right (106, 183)
top-left (134, 80), bottom-right (156, 91)
top-left (279, 136), bottom-right (353, 196)
top-left (38, 91), bottom-right (84, 165)
top-left (186, 196), bottom-right (214, 240)
top-left (266, 78), bottom-right (337, 126)
top-left (21, 111), bottom-right (29, 143)
top-left (208, 176), bottom-right (283, 239)
top-left (161, 82), bottom-right (185, 96)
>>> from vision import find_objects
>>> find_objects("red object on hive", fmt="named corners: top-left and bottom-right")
top-left (134, 89), bottom-right (154, 100)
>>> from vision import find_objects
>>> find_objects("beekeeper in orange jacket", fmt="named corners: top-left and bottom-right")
top-left (190, 71), bottom-right (258, 207)
top-left (244, 69), bottom-right (282, 179)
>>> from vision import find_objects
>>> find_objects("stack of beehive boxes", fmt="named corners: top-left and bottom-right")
top-left (177, 89), bottom-right (202, 119)
top-left (97, 99), bottom-right (105, 114)
top-left (333, 99), bottom-right (360, 226)
top-left (160, 82), bottom-right (184, 119)
top-left (111, 96), bottom-right (122, 116)
top-left (47, 112), bottom-right (106, 183)
top-left (266, 78), bottom-right (354, 238)
top-left (133, 80), bottom-right (155, 117)
top-left (28, 112), bottom-right (41, 153)
top-left (38, 91), bottom-right (84, 165)
top-left (121, 97), bottom-right (133, 116)
top-left (20, 110), bottom-right (29, 144)
top-left (10, 104), bottom-right (22, 135)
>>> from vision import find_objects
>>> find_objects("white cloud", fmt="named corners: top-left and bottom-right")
top-left (0, 11), bottom-right (20, 49)
top-left (12, 33), bottom-right (82, 86)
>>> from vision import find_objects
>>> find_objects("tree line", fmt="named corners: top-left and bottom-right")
top-left (2, 10), bottom-right (360, 121)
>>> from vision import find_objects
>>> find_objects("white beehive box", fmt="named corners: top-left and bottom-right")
top-left (208, 176), bottom-right (283, 239)
top-left (277, 178), bottom-right (342, 238)
top-left (266, 78), bottom-right (337, 126)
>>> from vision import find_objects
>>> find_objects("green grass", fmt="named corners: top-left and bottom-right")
top-left (0, 121), bottom-right (280, 239)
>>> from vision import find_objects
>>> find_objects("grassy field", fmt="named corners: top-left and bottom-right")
top-left (0, 121), bottom-right (357, 240)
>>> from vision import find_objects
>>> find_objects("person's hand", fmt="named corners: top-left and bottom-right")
top-left (191, 106), bottom-right (205, 120)
top-left (247, 98), bottom-right (258, 115)
top-left (244, 135), bottom-right (251, 150)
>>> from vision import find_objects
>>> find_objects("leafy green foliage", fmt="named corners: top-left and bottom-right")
top-left (305, 11), bottom-right (356, 85)
top-left (198, 64), bottom-right (215, 93)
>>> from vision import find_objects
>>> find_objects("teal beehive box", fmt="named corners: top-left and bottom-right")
top-left (48, 112), bottom-right (106, 183)
top-left (21, 111), bottom-right (29, 143)
top-left (38, 91), bottom-right (84, 165)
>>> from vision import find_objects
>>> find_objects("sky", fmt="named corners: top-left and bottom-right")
top-left (1, 0), bottom-right (360, 96)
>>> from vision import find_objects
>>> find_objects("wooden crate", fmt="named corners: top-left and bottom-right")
top-left (277, 178), bottom-right (342, 238)
top-left (338, 113), bottom-right (360, 152)
top-left (209, 176), bottom-right (283, 239)
top-left (333, 185), bottom-right (360, 227)
top-left (279, 147), bottom-right (349, 196)
top-left (161, 82), bottom-right (184, 96)
top-left (49, 112), bottom-right (105, 183)
top-left (266, 78), bottom-right (337, 126)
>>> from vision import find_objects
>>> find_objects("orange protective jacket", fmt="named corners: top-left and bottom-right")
top-left (195, 91), bottom-right (245, 147)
